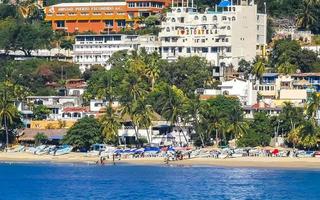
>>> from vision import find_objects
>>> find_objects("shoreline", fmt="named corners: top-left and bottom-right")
top-left (1, 152), bottom-right (320, 169)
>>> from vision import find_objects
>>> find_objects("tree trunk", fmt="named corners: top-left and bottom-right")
top-left (4, 116), bottom-right (9, 149)
top-left (146, 126), bottom-right (151, 145)
top-left (195, 119), bottom-right (205, 147)
top-left (134, 124), bottom-right (140, 147)
top-left (215, 129), bottom-right (219, 147)
top-left (178, 124), bottom-right (188, 146)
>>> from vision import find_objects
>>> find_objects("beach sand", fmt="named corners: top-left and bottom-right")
top-left (1, 152), bottom-right (320, 169)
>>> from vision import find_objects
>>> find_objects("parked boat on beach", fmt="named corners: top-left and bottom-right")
top-left (51, 145), bottom-right (73, 156)
top-left (6, 145), bottom-right (25, 153)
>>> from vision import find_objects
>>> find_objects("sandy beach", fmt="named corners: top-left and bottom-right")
top-left (1, 152), bottom-right (320, 169)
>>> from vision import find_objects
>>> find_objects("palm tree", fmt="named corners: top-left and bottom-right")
top-left (252, 57), bottom-right (266, 82)
top-left (276, 61), bottom-right (297, 74)
top-left (0, 96), bottom-right (18, 149)
top-left (120, 72), bottom-right (147, 102)
top-left (296, 0), bottom-right (317, 30)
top-left (228, 107), bottom-right (247, 140)
top-left (100, 105), bottom-right (121, 145)
top-left (287, 126), bottom-right (302, 149)
top-left (132, 100), bottom-right (154, 144)
top-left (157, 85), bottom-right (188, 146)
top-left (144, 52), bottom-right (161, 91)
top-left (183, 97), bottom-right (205, 147)
top-left (202, 106), bottom-right (221, 147)
top-left (306, 92), bottom-right (320, 121)
top-left (18, 0), bottom-right (43, 22)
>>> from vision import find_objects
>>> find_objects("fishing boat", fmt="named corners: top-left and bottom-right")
top-left (52, 145), bottom-right (73, 156)
top-left (87, 144), bottom-right (107, 157)
top-left (27, 145), bottom-right (46, 154)
top-left (297, 150), bottom-right (315, 158)
top-left (314, 151), bottom-right (320, 158)
top-left (36, 145), bottom-right (56, 155)
top-left (6, 145), bottom-right (25, 153)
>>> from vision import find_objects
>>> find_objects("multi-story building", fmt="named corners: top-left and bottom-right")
top-left (159, 0), bottom-right (267, 72)
top-left (255, 74), bottom-right (309, 107)
top-left (44, 1), bottom-right (170, 33)
top-left (218, 78), bottom-right (257, 106)
top-left (73, 34), bottom-right (160, 71)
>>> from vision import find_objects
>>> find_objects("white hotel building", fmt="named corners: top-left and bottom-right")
top-left (73, 0), bottom-right (267, 75)
top-left (160, 0), bottom-right (267, 71)
top-left (73, 34), bottom-right (160, 72)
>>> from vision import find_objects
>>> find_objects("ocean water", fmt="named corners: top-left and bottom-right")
top-left (0, 163), bottom-right (319, 200)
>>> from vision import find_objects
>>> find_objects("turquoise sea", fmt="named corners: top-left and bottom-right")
top-left (0, 163), bottom-right (319, 200)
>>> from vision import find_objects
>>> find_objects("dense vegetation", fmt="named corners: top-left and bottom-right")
top-left (238, 39), bottom-right (320, 77)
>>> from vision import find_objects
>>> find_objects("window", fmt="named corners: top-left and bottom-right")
top-left (57, 13), bottom-right (64, 16)
top-left (128, 2), bottom-right (135, 7)
top-left (194, 16), bottom-right (199, 20)
top-left (213, 15), bottom-right (217, 21)
top-left (105, 20), bottom-right (113, 27)
top-left (105, 12), bottom-right (113, 15)
top-left (93, 12), bottom-right (101, 16)
top-left (178, 47), bottom-right (182, 52)
top-left (202, 47), bottom-right (208, 53)
top-left (187, 48), bottom-right (191, 53)
top-left (171, 18), bottom-right (176, 22)
top-left (211, 47), bottom-right (218, 52)
top-left (117, 20), bottom-right (126, 27)
top-left (202, 16), bottom-right (207, 21)
top-left (232, 16), bottom-right (236, 21)
top-left (68, 12), bottom-right (76, 16)
top-left (227, 26), bottom-right (231, 30)
top-left (80, 12), bottom-right (89, 16)
top-left (56, 21), bottom-right (65, 28)
top-left (222, 16), bottom-right (227, 21)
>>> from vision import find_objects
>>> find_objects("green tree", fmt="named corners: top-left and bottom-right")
top-left (62, 117), bottom-right (103, 150)
top-left (34, 132), bottom-right (48, 145)
top-left (99, 106), bottom-right (121, 145)
top-left (132, 99), bottom-right (154, 144)
top-left (276, 61), bottom-right (298, 74)
top-left (252, 57), bottom-right (266, 81)
top-left (228, 107), bottom-right (247, 140)
top-left (144, 52), bottom-right (161, 91)
top-left (287, 126), bottom-right (302, 149)
top-left (296, 0), bottom-right (317, 30)
top-left (33, 105), bottom-right (51, 120)
top-left (238, 59), bottom-right (252, 79)
top-left (306, 92), bottom-right (320, 121)
top-left (151, 83), bottom-right (189, 145)
top-left (0, 96), bottom-right (18, 148)
top-left (200, 95), bottom-right (243, 146)
top-left (159, 56), bottom-right (212, 95)
top-left (248, 112), bottom-right (273, 146)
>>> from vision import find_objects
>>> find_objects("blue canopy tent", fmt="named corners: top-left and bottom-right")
top-left (218, 0), bottom-right (232, 7)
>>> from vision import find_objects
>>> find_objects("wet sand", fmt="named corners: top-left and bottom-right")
top-left (1, 152), bottom-right (320, 169)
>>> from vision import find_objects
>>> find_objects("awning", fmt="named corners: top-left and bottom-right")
top-left (18, 128), bottom-right (67, 141)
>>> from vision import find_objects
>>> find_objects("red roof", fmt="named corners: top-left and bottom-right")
top-left (66, 79), bottom-right (87, 89)
top-left (251, 102), bottom-right (271, 109)
top-left (63, 107), bottom-right (89, 113)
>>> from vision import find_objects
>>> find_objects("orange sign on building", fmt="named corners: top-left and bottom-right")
top-left (44, 1), bottom-right (170, 33)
